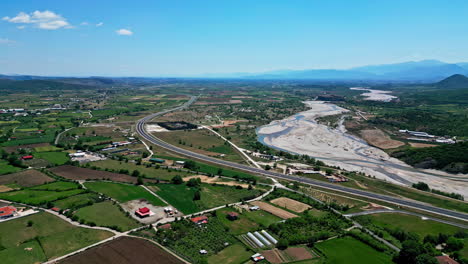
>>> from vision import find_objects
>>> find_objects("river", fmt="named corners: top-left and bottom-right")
top-left (257, 100), bottom-right (468, 197)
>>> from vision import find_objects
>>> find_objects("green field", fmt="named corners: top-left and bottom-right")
top-left (215, 207), bottom-right (259, 235)
top-left (31, 181), bottom-right (79, 191)
top-left (358, 213), bottom-right (464, 238)
top-left (0, 212), bottom-right (113, 263)
top-left (152, 183), bottom-right (263, 214)
top-left (34, 145), bottom-right (62, 152)
top-left (0, 161), bottom-right (22, 175)
top-left (243, 209), bottom-right (282, 227)
top-left (315, 236), bottom-right (393, 264)
top-left (74, 201), bottom-right (141, 231)
top-left (33, 151), bottom-right (69, 166)
top-left (0, 187), bottom-right (85, 205)
top-left (90, 159), bottom-right (185, 181)
top-left (84, 181), bottom-right (165, 206)
top-left (53, 193), bottom-right (101, 209)
top-left (207, 243), bottom-right (252, 264)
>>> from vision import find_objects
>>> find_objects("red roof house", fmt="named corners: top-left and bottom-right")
top-left (0, 206), bottom-right (17, 219)
top-left (226, 212), bottom-right (239, 221)
top-left (159, 223), bottom-right (172, 230)
top-left (436, 256), bottom-right (459, 264)
top-left (191, 215), bottom-right (208, 224)
top-left (21, 155), bottom-right (33, 160)
top-left (135, 207), bottom-right (151, 218)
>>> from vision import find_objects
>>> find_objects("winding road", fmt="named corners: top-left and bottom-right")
top-left (136, 96), bottom-right (468, 223)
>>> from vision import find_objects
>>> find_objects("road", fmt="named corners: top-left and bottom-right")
top-left (136, 96), bottom-right (468, 222)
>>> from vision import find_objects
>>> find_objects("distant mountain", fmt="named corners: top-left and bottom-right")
top-left (456, 62), bottom-right (468, 71)
top-left (241, 60), bottom-right (468, 82)
top-left (0, 79), bottom-right (91, 90)
top-left (437, 74), bottom-right (468, 89)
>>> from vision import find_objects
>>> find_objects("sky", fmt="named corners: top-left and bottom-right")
top-left (1, 0), bottom-right (468, 76)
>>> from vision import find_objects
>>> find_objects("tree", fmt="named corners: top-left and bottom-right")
top-left (413, 182), bottom-right (430, 192)
top-left (394, 240), bottom-right (424, 264)
top-left (415, 254), bottom-right (438, 264)
top-left (171, 175), bottom-right (184, 185)
top-left (186, 178), bottom-right (201, 187)
top-left (277, 239), bottom-right (289, 250)
top-left (193, 190), bottom-right (201, 201)
top-left (132, 170), bottom-right (140, 177)
top-left (137, 176), bottom-right (144, 185)
top-left (27, 220), bottom-right (33, 227)
top-left (265, 165), bottom-right (271, 170)
top-left (445, 237), bottom-right (464, 252)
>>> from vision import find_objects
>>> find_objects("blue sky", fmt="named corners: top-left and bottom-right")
top-left (1, 0), bottom-right (468, 76)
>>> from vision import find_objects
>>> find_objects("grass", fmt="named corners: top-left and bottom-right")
top-left (53, 193), bottom-right (101, 209)
top-left (0, 212), bottom-right (113, 262)
top-left (152, 183), bottom-right (263, 214)
top-left (0, 161), bottom-right (22, 175)
top-left (30, 181), bottom-right (79, 191)
top-left (84, 181), bottom-right (165, 206)
top-left (0, 187), bottom-right (85, 205)
top-left (243, 209), bottom-right (282, 227)
top-left (33, 151), bottom-right (69, 165)
top-left (215, 207), bottom-right (259, 235)
top-left (315, 236), bottom-right (393, 264)
top-left (207, 243), bottom-right (252, 264)
top-left (91, 159), bottom-right (186, 181)
top-left (74, 201), bottom-right (141, 231)
top-left (359, 213), bottom-right (464, 238)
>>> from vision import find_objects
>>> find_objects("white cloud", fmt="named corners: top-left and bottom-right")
top-left (0, 38), bottom-right (15, 45)
top-left (17, 25), bottom-right (26, 29)
top-left (116, 28), bottom-right (133, 36)
top-left (80, 21), bottom-right (89, 26)
top-left (96, 22), bottom-right (103, 27)
top-left (2, 10), bottom-right (71, 30)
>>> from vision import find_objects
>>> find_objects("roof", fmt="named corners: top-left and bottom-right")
top-left (227, 212), bottom-right (239, 216)
top-left (138, 207), bottom-right (150, 214)
top-left (191, 215), bottom-right (208, 223)
top-left (159, 224), bottom-right (171, 230)
top-left (51, 207), bottom-right (60, 212)
top-left (0, 206), bottom-right (17, 217)
top-left (21, 155), bottom-right (33, 159)
top-left (436, 256), bottom-right (459, 264)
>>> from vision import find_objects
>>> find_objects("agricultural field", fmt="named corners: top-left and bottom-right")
top-left (355, 213), bottom-right (464, 238)
top-left (83, 181), bottom-right (165, 206)
top-left (207, 243), bottom-right (253, 264)
top-left (74, 201), bottom-right (141, 231)
top-left (53, 192), bottom-right (102, 210)
top-left (149, 182), bottom-right (264, 214)
top-left (0, 181), bottom-right (85, 205)
top-left (0, 212), bottom-right (113, 263)
top-left (57, 236), bottom-right (183, 264)
top-left (314, 236), bottom-right (393, 264)
top-left (32, 151), bottom-right (69, 165)
top-left (90, 159), bottom-right (186, 181)
top-left (49, 165), bottom-right (158, 184)
top-left (0, 161), bottom-right (22, 175)
top-left (0, 169), bottom-right (54, 187)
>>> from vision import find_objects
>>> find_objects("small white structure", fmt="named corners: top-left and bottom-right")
top-left (247, 232), bottom-right (264, 248)
top-left (254, 231), bottom-right (271, 246)
top-left (261, 230), bottom-right (278, 244)
top-left (199, 249), bottom-right (208, 254)
top-left (69, 152), bottom-right (85, 158)
top-left (249, 206), bottom-right (260, 211)
top-left (251, 253), bottom-right (265, 262)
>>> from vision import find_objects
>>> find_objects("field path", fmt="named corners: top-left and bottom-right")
top-left (141, 185), bottom-right (169, 205)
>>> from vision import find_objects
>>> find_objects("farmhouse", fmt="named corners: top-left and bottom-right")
top-left (135, 207), bottom-right (151, 218)
top-left (226, 212), bottom-right (239, 221)
top-left (249, 206), bottom-right (260, 211)
top-left (150, 158), bottom-right (165, 164)
top-left (190, 215), bottom-right (208, 225)
top-left (21, 155), bottom-right (33, 160)
top-left (0, 206), bottom-right (17, 219)
top-left (69, 152), bottom-right (85, 158)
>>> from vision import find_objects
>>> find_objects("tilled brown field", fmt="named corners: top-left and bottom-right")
top-left (0, 169), bottom-right (54, 187)
top-left (284, 247), bottom-right (315, 261)
top-left (250, 201), bottom-right (297, 219)
top-left (270, 197), bottom-right (311, 213)
top-left (59, 236), bottom-right (184, 264)
top-left (49, 165), bottom-right (158, 184)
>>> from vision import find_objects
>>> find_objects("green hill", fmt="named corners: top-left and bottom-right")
top-left (437, 74), bottom-right (468, 89)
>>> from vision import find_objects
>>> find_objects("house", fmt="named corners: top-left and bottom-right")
top-left (226, 212), bottom-right (239, 221)
top-left (69, 152), bottom-right (85, 158)
top-left (175, 160), bottom-right (185, 165)
top-left (436, 256), bottom-right (459, 264)
top-left (51, 207), bottom-right (60, 212)
top-left (0, 206), bottom-right (17, 219)
top-left (251, 253), bottom-right (265, 262)
top-left (21, 155), bottom-right (33, 160)
top-left (135, 207), bottom-right (151, 218)
top-left (190, 215), bottom-right (208, 224)
top-left (199, 249), bottom-right (208, 254)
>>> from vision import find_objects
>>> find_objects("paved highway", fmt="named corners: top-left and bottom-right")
top-left (136, 96), bottom-right (468, 222)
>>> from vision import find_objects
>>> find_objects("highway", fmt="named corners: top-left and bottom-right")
top-left (136, 96), bottom-right (468, 222)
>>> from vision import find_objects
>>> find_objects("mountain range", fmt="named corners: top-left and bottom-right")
top-left (2, 60), bottom-right (468, 82)
top-left (234, 60), bottom-right (468, 81)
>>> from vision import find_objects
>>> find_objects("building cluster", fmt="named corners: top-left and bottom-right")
top-left (399, 129), bottom-right (456, 144)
